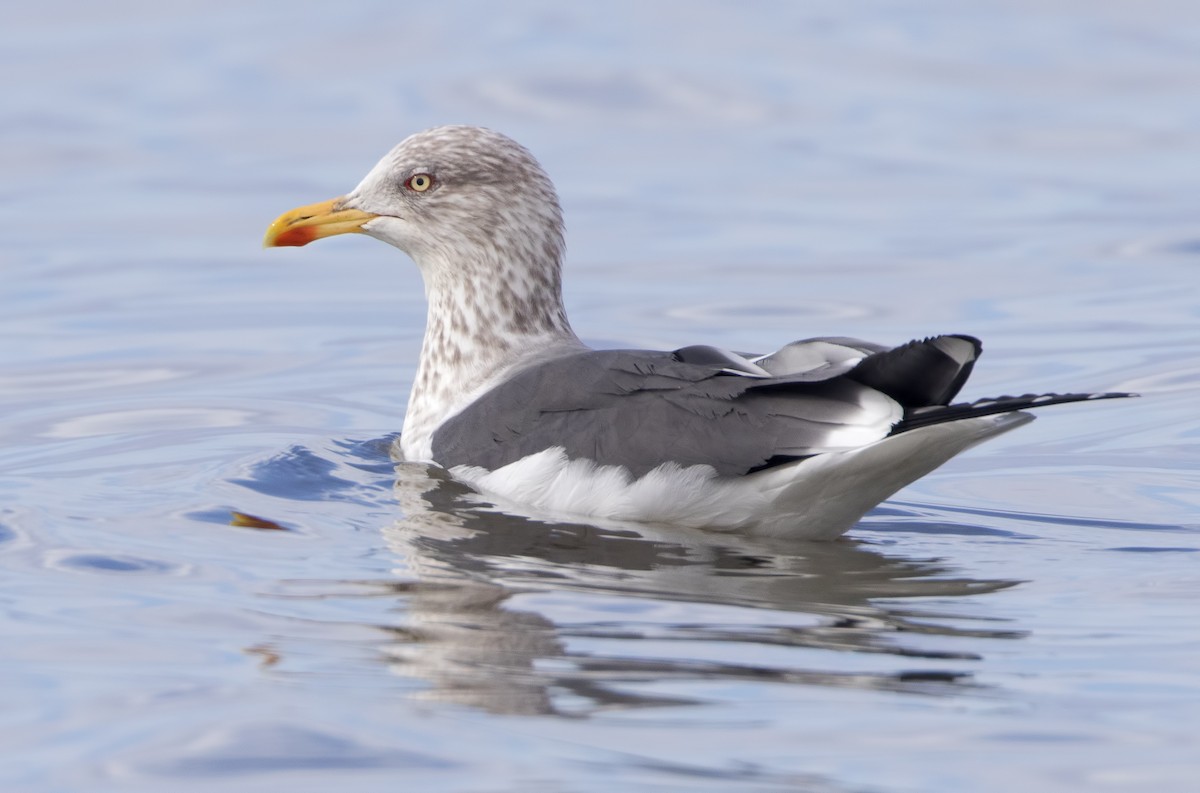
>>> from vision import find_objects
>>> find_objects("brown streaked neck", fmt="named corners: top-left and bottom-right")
top-left (399, 247), bottom-right (583, 462)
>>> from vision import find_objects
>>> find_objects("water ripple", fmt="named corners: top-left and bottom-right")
top-left (46, 550), bottom-right (185, 576)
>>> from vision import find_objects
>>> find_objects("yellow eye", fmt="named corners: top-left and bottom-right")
top-left (406, 173), bottom-right (434, 192)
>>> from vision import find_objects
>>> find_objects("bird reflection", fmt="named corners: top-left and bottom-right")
top-left (375, 461), bottom-right (1023, 716)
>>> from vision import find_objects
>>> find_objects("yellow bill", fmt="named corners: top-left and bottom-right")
top-left (263, 197), bottom-right (378, 247)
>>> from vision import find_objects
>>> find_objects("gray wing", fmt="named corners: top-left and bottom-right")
top-left (431, 335), bottom-right (985, 477)
top-left (430, 333), bottom-right (1135, 477)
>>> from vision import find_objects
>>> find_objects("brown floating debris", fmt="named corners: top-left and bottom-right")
top-left (230, 511), bottom-right (289, 531)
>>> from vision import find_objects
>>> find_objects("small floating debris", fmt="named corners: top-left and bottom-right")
top-left (230, 511), bottom-right (290, 531)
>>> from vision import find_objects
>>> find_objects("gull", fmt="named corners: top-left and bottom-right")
top-left (264, 125), bottom-right (1132, 539)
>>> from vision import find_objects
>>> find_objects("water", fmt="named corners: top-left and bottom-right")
top-left (3, 2), bottom-right (1199, 791)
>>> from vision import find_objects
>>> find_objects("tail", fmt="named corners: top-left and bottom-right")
top-left (893, 391), bottom-right (1137, 434)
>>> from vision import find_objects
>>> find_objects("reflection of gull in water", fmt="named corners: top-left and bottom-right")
top-left (264, 125), bottom-right (1132, 540)
top-left (380, 463), bottom-right (1023, 716)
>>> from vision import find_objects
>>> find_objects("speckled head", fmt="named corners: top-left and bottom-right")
top-left (351, 125), bottom-right (566, 277)
top-left (266, 126), bottom-right (566, 287)
top-left (265, 125), bottom-right (582, 461)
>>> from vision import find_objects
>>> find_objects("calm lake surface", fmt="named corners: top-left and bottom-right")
top-left (3, 3), bottom-right (1199, 791)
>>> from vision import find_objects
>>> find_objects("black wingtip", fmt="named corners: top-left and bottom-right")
top-left (849, 333), bottom-right (982, 408)
top-left (893, 390), bottom-right (1138, 434)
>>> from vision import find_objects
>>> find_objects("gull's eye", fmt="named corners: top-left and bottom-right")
top-left (405, 173), bottom-right (435, 192)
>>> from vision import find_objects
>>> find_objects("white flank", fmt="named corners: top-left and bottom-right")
top-left (451, 412), bottom-right (1034, 541)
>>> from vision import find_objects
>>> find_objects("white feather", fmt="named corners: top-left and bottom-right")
top-left (451, 412), bottom-right (1032, 540)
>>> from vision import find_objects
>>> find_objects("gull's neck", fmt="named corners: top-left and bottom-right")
top-left (398, 248), bottom-right (583, 462)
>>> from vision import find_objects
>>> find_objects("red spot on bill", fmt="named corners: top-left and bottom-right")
top-left (271, 225), bottom-right (319, 247)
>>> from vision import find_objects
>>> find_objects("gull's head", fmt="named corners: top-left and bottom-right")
top-left (264, 126), bottom-right (565, 283)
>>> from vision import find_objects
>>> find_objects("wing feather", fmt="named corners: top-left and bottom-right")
top-left (429, 336), bottom-right (1135, 478)
top-left (432, 348), bottom-right (900, 477)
